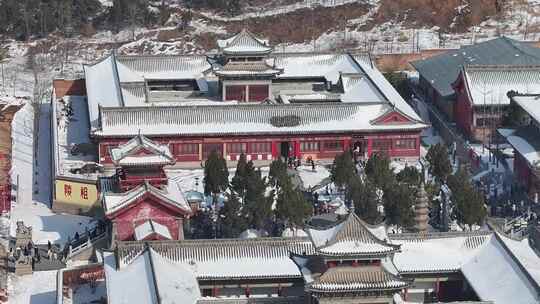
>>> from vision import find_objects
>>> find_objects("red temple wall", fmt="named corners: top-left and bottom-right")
top-left (453, 74), bottom-right (474, 139)
top-left (514, 151), bottom-right (532, 191)
top-left (98, 131), bottom-right (422, 165)
top-left (109, 196), bottom-right (183, 241)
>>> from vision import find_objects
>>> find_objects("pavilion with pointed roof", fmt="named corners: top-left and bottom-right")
top-left (292, 213), bottom-right (411, 303)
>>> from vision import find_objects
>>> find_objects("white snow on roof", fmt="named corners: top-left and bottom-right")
top-left (96, 103), bottom-right (426, 137)
top-left (503, 131), bottom-right (540, 168)
top-left (391, 233), bottom-right (491, 273)
top-left (282, 227), bottom-right (308, 238)
top-left (274, 53), bottom-right (362, 84)
top-left (308, 221), bottom-right (345, 248)
top-left (513, 95), bottom-right (540, 124)
top-left (116, 55), bottom-right (210, 81)
top-left (110, 134), bottom-right (174, 166)
top-left (183, 256), bottom-right (300, 280)
top-left (104, 249), bottom-right (200, 304)
top-left (84, 55), bottom-right (123, 128)
top-left (461, 236), bottom-right (539, 304)
top-left (498, 234), bottom-right (540, 288)
top-left (135, 220), bottom-right (173, 240)
top-left (52, 96), bottom-right (98, 180)
top-left (464, 66), bottom-right (540, 106)
top-left (340, 73), bottom-right (386, 103)
top-left (217, 30), bottom-right (272, 55)
top-left (103, 181), bottom-right (190, 216)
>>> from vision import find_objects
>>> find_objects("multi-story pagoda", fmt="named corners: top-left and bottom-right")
top-left (296, 213), bottom-right (412, 303)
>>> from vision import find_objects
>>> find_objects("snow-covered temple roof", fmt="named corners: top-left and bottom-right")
top-left (104, 248), bottom-right (200, 304)
top-left (83, 37), bottom-right (424, 135)
top-left (95, 103), bottom-right (427, 138)
top-left (134, 220), bottom-right (173, 241)
top-left (306, 213), bottom-right (400, 257)
top-left (500, 126), bottom-right (540, 169)
top-left (306, 265), bottom-right (411, 293)
top-left (461, 235), bottom-right (540, 304)
top-left (390, 231), bottom-right (540, 304)
top-left (116, 237), bottom-right (314, 280)
top-left (108, 228), bottom-right (540, 304)
top-left (217, 29), bottom-right (272, 56)
top-left (103, 181), bottom-right (191, 217)
top-left (513, 94), bottom-right (540, 124)
top-left (110, 133), bottom-right (175, 166)
top-left (461, 65), bottom-right (540, 106)
top-left (213, 61), bottom-right (282, 77)
top-left (390, 231), bottom-right (492, 274)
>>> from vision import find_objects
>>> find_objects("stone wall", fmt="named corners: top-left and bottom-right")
top-left (0, 104), bottom-right (22, 213)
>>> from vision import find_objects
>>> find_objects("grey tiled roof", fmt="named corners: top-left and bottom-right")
top-left (412, 37), bottom-right (540, 98)
top-left (307, 266), bottom-right (411, 293)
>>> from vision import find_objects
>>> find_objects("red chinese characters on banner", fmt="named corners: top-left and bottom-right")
top-left (64, 184), bottom-right (72, 197)
top-left (80, 187), bottom-right (88, 200)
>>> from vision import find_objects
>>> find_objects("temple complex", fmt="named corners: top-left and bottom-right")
top-left (57, 213), bottom-right (540, 304)
top-left (84, 30), bottom-right (427, 169)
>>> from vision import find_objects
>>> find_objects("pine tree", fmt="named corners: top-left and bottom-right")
top-left (268, 158), bottom-right (288, 189)
top-left (330, 151), bottom-right (355, 190)
top-left (365, 152), bottom-right (395, 190)
top-left (244, 168), bottom-right (270, 230)
top-left (276, 180), bottom-right (312, 228)
top-left (219, 193), bottom-right (246, 238)
top-left (231, 153), bottom-right (254, 198)
top-left (447, 168), bottom-right (486, 226)
top-left (203, 150), bottom-right (229, 205)
top-left (426, 143), bottom-right (452, 183)
top-left (396, 166), bottom-right (421, 186)
top-left (346, 175), bottom-right (380, 224)
top-left (383, 182), bottom-right (415, 228)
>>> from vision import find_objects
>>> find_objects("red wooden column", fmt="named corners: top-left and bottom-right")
top-left (271, 141), bottom-right (278, 159)
top-left (416, 135), bottom-right (421, 157)
top-left (367, 138), bottom-right (373, 157)
top-left (294, 140), bottom-right (301, 158)
top-left (343, 138), bottom-right (351, 151)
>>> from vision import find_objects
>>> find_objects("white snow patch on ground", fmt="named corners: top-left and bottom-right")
top-left (297, 165), bottom-right (330, 189)
top-left (8, 271), bottom-right (57, 304)
top-left (9, 102), bottom-right (94, 245)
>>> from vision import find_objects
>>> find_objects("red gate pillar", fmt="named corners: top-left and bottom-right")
top-left (294, 140), bottom-right (301, 159)
top-left (271, 141), bottom-right (278, 159)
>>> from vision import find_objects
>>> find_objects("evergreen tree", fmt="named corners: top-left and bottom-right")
top-left (268, 158), bottom-right (288, 189)
top-left (447, 168), bottom-right (486, 226)
top-left (244, 168), bottom-right (271, 230)
top-left (330, 151), bottom-right (355, 190)
top-left (346, 175), bottom-right (380, 224)
top-left (203, 150), bottom-right (229, 205)
top-left (365, 152), bottom-right (395, 190)
top-left (275, 180), bottom-right (312, 228)
top-left (219, 193), bottom-right (246, 238)
top-left (383, 182), bottom-right (414, 228)
top-left (396, 166), bottom-right (421, 186)
top-left (426, 143), bottom-right (452, 183)
top-left (231, 153), bottom-right (254, 198)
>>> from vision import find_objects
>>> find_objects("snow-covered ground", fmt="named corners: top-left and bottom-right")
top-left (7, 101), bottom-right (95, 303)
top-left (10, 102), bottom-right (95, 245)
top-left (296, 165), bottom-right (330, 189)
top-left (7, 271), bottom-right (57, 304)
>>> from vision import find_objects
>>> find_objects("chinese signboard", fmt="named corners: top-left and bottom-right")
top-left (54, 178), bottom-right (98, 211)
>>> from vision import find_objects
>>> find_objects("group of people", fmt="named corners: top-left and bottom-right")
top-left (9, 240), bottom-right (61, 268)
